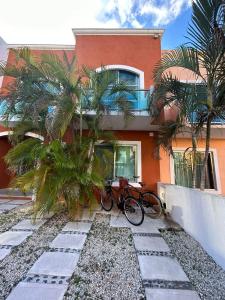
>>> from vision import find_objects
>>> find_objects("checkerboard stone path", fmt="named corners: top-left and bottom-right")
top-left (0, 199), bottom-right (32, 213)
top-left (6, 213), bottom-right (93, 300)
top-left (0, 199), bottom-right (36, 261)
top-left (110, 213), bottom-right (201, 300)
top-left (0, 218), bottom-right (46, 261)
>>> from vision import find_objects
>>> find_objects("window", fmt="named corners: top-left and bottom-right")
top-left (111, 70), bottom-right (139, 89)
top-left (103, 70), bottom-right (140, 110)
top-left (95, 142), bottom-right (139, 181)
top-left (173, 151), bottom-right (217, 189)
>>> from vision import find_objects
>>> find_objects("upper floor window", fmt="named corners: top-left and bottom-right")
top-left (110, 70), bottom-right (140, 89)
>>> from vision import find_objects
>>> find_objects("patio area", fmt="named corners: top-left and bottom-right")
top-left (0, 199), bottom-right (225, 300)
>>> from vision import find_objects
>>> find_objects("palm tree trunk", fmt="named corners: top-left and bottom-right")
top-left (192, 133), bottom-right (197, 189)
top-left (79, 110), bottom-right (82, 145)
top-left (200, 115), bottom-right (212, 190)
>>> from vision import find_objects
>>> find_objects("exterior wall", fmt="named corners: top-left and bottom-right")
top-left (2, 48), bottom-right (75, 89)
top-left (0, 37), bottom-right (8, 88)
top-left (75, 35), bottom-right (161, 88)
top-left (159, 138), bottom-right (225, 195)
top-left (0, 136), bottom-right (12, 188)
top-left (158, 183), bottom-right (225, 270)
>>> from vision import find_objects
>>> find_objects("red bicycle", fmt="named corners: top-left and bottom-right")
top-left (100, 177), bottom-right (144, 226)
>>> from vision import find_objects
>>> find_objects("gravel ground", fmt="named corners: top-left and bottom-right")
top-left (0, 205), bottom-right (32, 233)
top-left (0, 212), bottom-right (68, 299)
top-left (64, 213), bottom-right (144, 300)
top-left (160, 229), bottom-right (225, 300)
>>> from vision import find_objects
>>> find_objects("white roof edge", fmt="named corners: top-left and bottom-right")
top-left (7, 44), bottom-right (75, 50)
top-left (72, 28), bottom-right (164, 37)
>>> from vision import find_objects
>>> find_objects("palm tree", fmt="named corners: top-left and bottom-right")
top-left (153, 0), bottom-right (225, 190)
top-left (152, 73), bottom-right (206, 188)
top-left (0, 48), bottom-right (133, 217)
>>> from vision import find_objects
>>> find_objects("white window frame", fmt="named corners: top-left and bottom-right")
top-left (95, 65), bottom-right (144, 89)
top-left (96, 140), bottom-right (142, 187)
top-left (170, 147), bottom-right (221, 194)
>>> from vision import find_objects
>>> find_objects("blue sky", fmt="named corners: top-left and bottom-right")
top-left (0, 0), bottom-right (193, 49)
top-left (161, 7), bottom-right (192, 49)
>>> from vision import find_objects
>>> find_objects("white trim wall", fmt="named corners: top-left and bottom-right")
top-left (170, 147), bottom-right (221, 194)
top-left (95, 65), bottom-right (145, 89)
top-left (0, 37), bottom-right (9, 88)
top-left (158, 183), bottom-right (225, 270)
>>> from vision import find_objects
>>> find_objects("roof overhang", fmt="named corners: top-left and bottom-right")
top-left (72, 28), bottom-right (164, 38)
top-left (7, 44), bottom-right (75, 51)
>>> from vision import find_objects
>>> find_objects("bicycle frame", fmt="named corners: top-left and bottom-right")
top-left (104, 181), bottom-right (130, 209)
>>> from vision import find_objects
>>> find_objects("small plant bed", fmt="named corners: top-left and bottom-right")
top-left (64, 213), bottom-right (144, 300)
top-left (160, 229), bottom-right (225, 300)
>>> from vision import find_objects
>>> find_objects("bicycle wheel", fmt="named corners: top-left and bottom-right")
top-left (100, 190), bottom-right (114, 211)
top-left (141, 191), bottom-right (162, 219)
top-left (123, 196), bottom-right (144, 226)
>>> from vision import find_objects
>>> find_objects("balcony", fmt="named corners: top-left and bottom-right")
top-left (0, 89), bottom-right (159, 131)
top-left (189, 112), bottom-right (225, 125)
top-left (82, 89), bottom-right (151, 112)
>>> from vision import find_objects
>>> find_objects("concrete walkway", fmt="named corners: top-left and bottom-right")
top-left (6, 214), bottom-right (93, 300)
top-left (0, 198), bottom-right (31, 214)
top-left (0, 199), bottom-right (33, 260)
top-left (110, 213), bottom-right (201, 300)
top-left (3, 208), bottom-right (201, 299)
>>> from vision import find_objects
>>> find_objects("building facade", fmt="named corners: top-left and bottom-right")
top-left (0, 29), bottom-right (225, 194)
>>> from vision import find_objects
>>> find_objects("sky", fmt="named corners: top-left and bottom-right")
top-left (0, 0), bottom-right (193, 49)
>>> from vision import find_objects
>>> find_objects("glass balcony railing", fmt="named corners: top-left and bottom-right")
top-left (189, 112), bottom-right (225, 125)
top-left (82, 89), bottom-right (151, 111)
top-left (0, 89), bottom-right (151, 119)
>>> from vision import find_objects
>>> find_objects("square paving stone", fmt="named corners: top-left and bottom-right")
top-left (0, 248), bottom-right (11, 260)
top-left (145, 288), bottom-right (200, 300)
top-left (50, 233), bottom-right (86, 250)
top-left (0, 204), bottom-right (19, 211)
top-left (13, 219), bottom-right (46, 230)
top-left (0, 231), bottom-right (32, 246)
top-left (7, 282), bottom-right (68, 300)
top-left (62, 222), bottom-right (92, 233)
top-left (133, 236), bottom-right (170, 252)
top-left (0, 199), bottom-right (11, 204)
top-left (8, 199), bottom-right (32, 205)
top-left (28, 252), bottom-right (80, 276)
top-left (110, 216), bottom-right (160, 234)
top-left (138, 256), bottom-right (189, 281)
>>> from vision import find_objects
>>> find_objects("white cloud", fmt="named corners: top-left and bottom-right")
top-left (0, 0), bottom-right (192, 45)
top-left (140, 0), bottom-right (192, 26)
top-left (102, 0), bottom-right (192, 28)
top-left (0, 0), bottom-right (120, 44)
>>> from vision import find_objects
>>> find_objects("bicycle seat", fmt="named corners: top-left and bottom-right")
top-left (138, 181), bottom-right (144, 187)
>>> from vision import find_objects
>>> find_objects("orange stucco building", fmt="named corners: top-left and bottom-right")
top-left (0, 29), bottom-right (225, 194)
